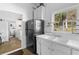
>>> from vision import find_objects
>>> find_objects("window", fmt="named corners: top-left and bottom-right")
top-left (54, 9), bottom-right (76, 32)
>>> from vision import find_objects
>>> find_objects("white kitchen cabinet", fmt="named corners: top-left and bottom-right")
top-left (41, 39), bottom-right (71, 55)
top-left (54, 43), bottom-right (71, 55)
top-left (41, 45), bottom-right (50, 55)
top-left (41, 39), bottom-right (55, 55)
top-left (34, 6), bottom-right (45, 19)
top-left (36, 36), bottom-right (71, 55)
top-left (72, 49), bottom-right (79, 55)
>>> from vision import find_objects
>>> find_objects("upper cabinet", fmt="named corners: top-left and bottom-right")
top-left (34, 6), bottom-right (45, 20)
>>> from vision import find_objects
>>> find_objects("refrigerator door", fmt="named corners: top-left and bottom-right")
top-left (26, 29), bottom-right (34, 47)
top-left (26, 20), bottom-right (34, 47)
top-left (26, 20), bottom-right (34, 30)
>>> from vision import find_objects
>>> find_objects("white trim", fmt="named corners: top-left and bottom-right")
top-left (1, 48), bottom-right (23, 55)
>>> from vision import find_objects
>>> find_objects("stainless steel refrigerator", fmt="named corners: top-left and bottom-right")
top-left (25, 19), bottom-right (44, 53)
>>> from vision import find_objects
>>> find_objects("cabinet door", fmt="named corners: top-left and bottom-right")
top-left (41, 39), bottom-right (49, 55)
top-left (41, 45), bottom-right (51, 55)
top-left (72, 49), bottom-right (79, 55)
top-left (34, 8), bottom-right (38, 19)
top-left (34, 6), bottom-right (42, 19)
top-left (34, 6), bottom-right (45, 19)
top-left (53, 43), bottom-right (71, 55)
top-left (36, 37), bottom-right (41, 55)
top-left (48, 43), bottom-right (71, 55)
top-left (41, 39), bottom-right (56, 55)
top-left (40, 38), bottom-right (71, 55)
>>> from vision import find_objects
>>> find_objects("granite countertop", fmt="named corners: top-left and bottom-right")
top-left (36, 33), bottom-right (79, 50)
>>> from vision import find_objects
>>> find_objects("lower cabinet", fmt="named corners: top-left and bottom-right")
top-left (72, 49), bottom-right (79, 55)
top-left (41, 39), bottom-right (55, 55)
top-left (36, 37), bottom-right (79, 55)
top-left (54, 43), bottom-right (71, 55)
top-left (41, 45), bottom-right (51, 55)
top-left (41, 39), bottom-right (71, 55)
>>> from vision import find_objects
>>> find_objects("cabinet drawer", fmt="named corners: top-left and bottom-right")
top-left (41, 39), bottom-right (56, 48)
top-left (37, 38), bottom-right (41, 44)
top-left (72, 49), bottom-right (79, 55)
top-left (36, 37), bottom-right (41, 43)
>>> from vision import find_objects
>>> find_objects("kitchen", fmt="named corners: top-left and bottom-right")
top-left (34, 3), bottom-right (79, 55)
top-left (0, 3), bottom-right (79, 55)
top-left (36, 3), bottom-right (79, 55)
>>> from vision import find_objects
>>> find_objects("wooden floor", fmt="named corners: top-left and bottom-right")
top-left (0, 37), bottom-right (21, 54)
top-left (22, 48), bottom-right (33, 55)
top-left (9, 45), bottom-right (34, 55)
top-left (0, 37), bottom-right (34, 55)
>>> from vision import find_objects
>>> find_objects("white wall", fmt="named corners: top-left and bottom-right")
top-left (44, 3), bottom-right (78, 33)
top-left (0, 10), bottom-right (22, 21)
top-left (0, 3), bottom-right (33, 48)
top-left (0, 21), bottom-right (9, 42)
top-left (0, 3), bottom-right (33, 21)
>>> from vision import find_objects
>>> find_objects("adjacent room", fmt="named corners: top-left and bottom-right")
top-left (0, 3), bottom-right (79, 55)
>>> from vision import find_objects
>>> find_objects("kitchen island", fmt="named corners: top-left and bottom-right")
top-left (36, 33), bottom-right (79, 55)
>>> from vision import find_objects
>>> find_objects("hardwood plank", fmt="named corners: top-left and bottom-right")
top-left (0, 37), bottom-right (21, 54)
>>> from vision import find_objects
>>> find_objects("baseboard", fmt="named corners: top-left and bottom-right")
top-left (2, 48), bottom-right (23, 55)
